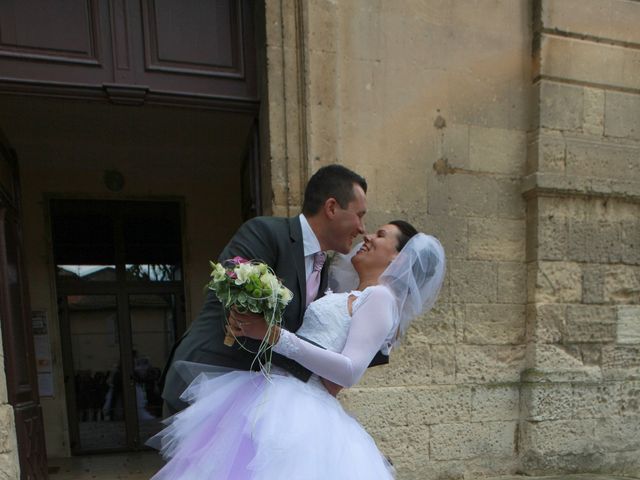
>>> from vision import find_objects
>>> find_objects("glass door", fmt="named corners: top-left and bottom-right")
top-left (52, 200), bottom-right (185, 453)
top-left (60, 294), bottom-right (127, 451)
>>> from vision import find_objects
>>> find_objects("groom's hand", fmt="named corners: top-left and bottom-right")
top-left (229, 308), bottom-right (267, 339)
top-left (321, 378), bottom-right (343, 397)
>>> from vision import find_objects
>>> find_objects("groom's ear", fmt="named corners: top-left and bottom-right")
top-left (323, 197), bottom-right (339, 219)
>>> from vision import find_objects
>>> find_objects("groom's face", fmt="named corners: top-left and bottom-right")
top-left (328, 184), bottom-right (367, 254)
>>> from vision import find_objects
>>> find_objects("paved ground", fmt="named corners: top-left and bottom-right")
top-left (48, 453), bottom-right (639, 480)
top-left (487, 476), bottom-right (638, 480)
top-left (48, 452), bottom-right (163, 480)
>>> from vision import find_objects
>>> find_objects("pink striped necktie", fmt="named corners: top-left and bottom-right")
top-left (306, 251), bottom-right (326, 306)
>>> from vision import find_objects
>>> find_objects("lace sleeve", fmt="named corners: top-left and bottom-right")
top-left (273, 286), bottom-right (395, 387)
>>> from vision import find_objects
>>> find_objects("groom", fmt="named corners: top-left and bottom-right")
top-left (162, 164), bottom-right (383, 414)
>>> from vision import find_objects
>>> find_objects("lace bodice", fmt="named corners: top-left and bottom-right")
top-left (273, 285), bottom-right (396, 389)
top-left (296, 292), bottom-right (353, 353)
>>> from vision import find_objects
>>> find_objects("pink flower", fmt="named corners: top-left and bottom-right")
top-left (226, 271), bottom-right (237, 279)
top-left (231, 256), bottom-right (249, 264)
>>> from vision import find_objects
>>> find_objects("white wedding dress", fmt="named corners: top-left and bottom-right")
top-left (149, 286), bottom-right (396, 479)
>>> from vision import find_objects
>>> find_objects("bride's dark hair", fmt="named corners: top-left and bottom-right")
top-left (389, 220), bottom-right (418, 251)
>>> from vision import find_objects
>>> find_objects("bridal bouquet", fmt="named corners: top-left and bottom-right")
top-left (207, 256), bottom-right (293, 363)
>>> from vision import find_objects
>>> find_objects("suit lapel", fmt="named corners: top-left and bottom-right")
top-left (288, 216), bottom-right (307, 315)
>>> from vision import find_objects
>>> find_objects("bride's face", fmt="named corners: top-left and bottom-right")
top-left (352, 224), bottom-right (401, 271)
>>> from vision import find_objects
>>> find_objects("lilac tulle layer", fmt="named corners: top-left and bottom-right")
top-left (148, 370), bottom-right (394, 479)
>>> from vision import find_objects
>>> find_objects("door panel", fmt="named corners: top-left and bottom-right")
top-left (0, 132), bottom-right (48, 478)
top-left (63, 294), bottom-right (127, 452)
top-left (0, 0), bottom-right (257, 101)
top-left (129, 293), bottom-right (177, 444)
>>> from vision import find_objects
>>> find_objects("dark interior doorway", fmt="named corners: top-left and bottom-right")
top-left (50, 199), bottom-right (186, 454)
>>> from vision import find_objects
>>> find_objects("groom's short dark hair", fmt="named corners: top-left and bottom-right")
top-left (302, 164), bottom-right (367, 215)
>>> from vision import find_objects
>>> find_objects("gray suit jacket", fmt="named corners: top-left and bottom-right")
top-left (161, 216), bottom-right (329, 412)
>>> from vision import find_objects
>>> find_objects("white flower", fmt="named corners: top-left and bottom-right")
top-left (210, 262), bottom-right (226, 282)
top-left (260, 272), bottom-right (279, 291)
top-left (279, 286), bottom-right (293, 303)
top-left (234, 262), bottom-right (255, 285)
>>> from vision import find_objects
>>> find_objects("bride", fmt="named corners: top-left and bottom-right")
top-left (148, 220), bottom-right (445, 479)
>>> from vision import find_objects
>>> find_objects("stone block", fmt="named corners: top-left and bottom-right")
top-left (621, 220), bottom-right (640, 265)
top-left (603, 265), bottom-right (640, 304)
top-left (526, 303), bottom-right (565, 344)
top-left (307, 50), bottom-right (338, 110)
top-left (463, 455), bottom-right (520, 478)
top-left (497, 262), bottom-right (527, 304)
top-left (455, 345), bottom-right (525, 383)
top-left (522, 382), bottom-right (575, 421)
top-left (0, 405), bottom-right (16, 454)
top-left (565, 305), bottom-right (617, 343)
top-left (342, 385), bottom-right (471, 431)
top-left (394, 458), bottom-right (465, 480)
top-left (605, 91), bottom-right (640, 140)
top-left (617, 306), bottom-right (640, 344)
top-left (468, 218), bottom-right (525, 262)
top-left (411, 302), bottom-right (460, 345)
top-left (447, 174), bottom-right (499, 218)
top-left (430, 421), bottom-right (516, 460)
top-left (521, 418), bottom-right (597, 456)
top-left (0, 452), bottom-right (19, 480)
top-left (0, 355), bottom-right (6, 405)
top-left (339, 387), bottom-right (408, 431)
top-left (521, 450), bottom-right (607, 476)
top-left (307, 0), bottom-right (338, 53)
top-left (594, 415), bottom-right (640, 451)
top-left (441, 123), bottom-right (470, 170)
top-left (567, 220), bottom-right (622, 263)
top-left (536, 214), bottom-right (568, 261)
top-left (307, 105), bottom-right (340, 165)
top-left (540, 35), bottom-right (640, 92)
top-left (582, 264), bottom-right (605, 304)
top-left (427, 174), bottom-right (450, 216)
top-left (527, 344), bottom-right (603, 382)
top-left (470, 384), bottom-right (519, 421)
top-left (425, 215), bottom-right (468, 259)
top-left (469, 126), bottom-right (526, 175)
top-left (371, 165), bottom-right (428, 213)
top-left (526, 131), bottom-right (567, 174)
top-left (602, 344), bottom-right (640, 380)
top-left (572, 382), bottom-right (622, 420)
top-left (578, 344), bottom-right (603, 366)
top-left (463, 304), bottom-right (525, 345)
top-left (359, 344), bottom-right (455, 387)
top-left (617, 380), bottom-right (640, 416)
top-left (565, 138), bottom-right (640, 182)
top-left (540, 0), bottom-right (640, 45)
top-left (538, 81), bottom-right (583, 131)
top-left (447, 68), bottom-right (530, 131)
top-left (533, 261), bottom-right (582, 303)
top-left (496, 177), bottom-right (526, 219)
top-left (582, 87), bottom-right (605, 136)
top-left (367, 424), bottom-right (431, 477)
top-left (597, 449), bottom-right (640, 477)
top-left (338, 58), bottom-right (387, 115)
top-left (449, 260), bottom-right (497, 303)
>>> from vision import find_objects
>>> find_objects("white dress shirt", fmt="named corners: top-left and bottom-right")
top-left (298, 213), bottom-right (322, 280)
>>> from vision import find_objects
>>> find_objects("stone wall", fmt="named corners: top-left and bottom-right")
top-left (263, 0), bottom-right (640, 478)
top-left (521, 0), bottom-right (640, 475)
top-left (0, 324), bottom-right (20, 480)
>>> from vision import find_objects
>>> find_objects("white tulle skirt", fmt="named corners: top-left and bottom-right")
top-left (148, 368), bottom-right (394, 479)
